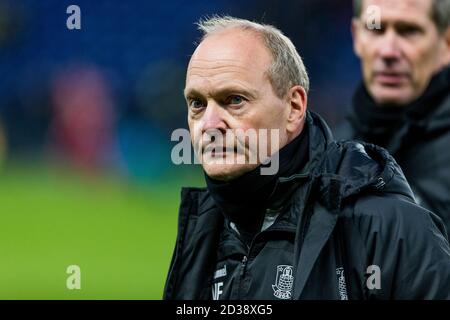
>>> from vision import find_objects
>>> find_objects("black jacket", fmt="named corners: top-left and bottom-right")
top-left (164, 111), bottom-right (450, 300)
top-left (335, 67), bottom-right (450, 233)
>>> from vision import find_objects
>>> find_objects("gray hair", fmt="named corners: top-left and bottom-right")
top-left (353, 0), bottom-right (450, 34)
top-left (196, 16), bottom-right (310, 97)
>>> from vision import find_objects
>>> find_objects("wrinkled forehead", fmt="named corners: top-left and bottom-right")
top-left (360, 0), bottom-right (433, 22)
top-left (186, 29), bottom-right (273, 87)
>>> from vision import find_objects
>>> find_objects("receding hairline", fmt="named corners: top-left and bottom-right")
top-left (191, 15), bottom-right (310, 97)
top-left (188, 27), bottom-right (284, 92)
top-left (194, 25), bottom-right (276, 61)
top-left (183, 30), bottom-right (275, 97)
top-left (196, 16), bottom-right (275, 39)
top-left (192, 28), bottom-right (273, 62)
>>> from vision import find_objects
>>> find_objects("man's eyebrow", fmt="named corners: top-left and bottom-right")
top-left (394, 20), bottom-right (425, 29)
top-left (376, 18), bottom-right (425, 29)
top-left (184, 86), bottom-right (258, 100)
top-left (183, 88), bottom-right (202, 99)
top-left (214, 86), bottom-right (258, 99)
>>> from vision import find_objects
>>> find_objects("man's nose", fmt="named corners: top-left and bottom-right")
top-left (377, 30), bottom-right (402, 62)
top-left (201, 101), bottom-right (228, 133)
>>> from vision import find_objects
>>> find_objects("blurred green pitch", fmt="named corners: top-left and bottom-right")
top-left (0, 164), bottom-right (202, 299)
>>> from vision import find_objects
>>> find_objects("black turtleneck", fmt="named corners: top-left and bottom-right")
top-left (351, 65), bottom-right (450, 147)
top-left (205, 126), bottom-right (309, 243)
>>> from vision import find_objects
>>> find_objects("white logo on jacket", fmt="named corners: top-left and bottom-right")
top-left (272, 265), bottom-right (294, 299)
top-left (336, 267), bottom-right (348, 300)
top-left (212, 265), bottom-right (227, 300)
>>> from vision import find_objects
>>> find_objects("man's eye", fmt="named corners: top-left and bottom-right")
top-left (189, 99), bottom-right (205, 109)
top-left (367, 25), bottom-right (385, 35)
top-left (227, 95), bottom-right (245, 105)
top-left (398, 26), bottom-right (421, 36)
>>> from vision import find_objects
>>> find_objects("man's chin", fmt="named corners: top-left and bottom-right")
top-left (370, 85), bottom-right (417, 106)
top-left (203, 163), bottom-right (258, 182)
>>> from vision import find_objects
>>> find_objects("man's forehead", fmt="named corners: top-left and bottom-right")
top-left (361, 0), bottom-right (432, 19)
top-left (187, 58), bottom-right (253, 79)
top-left (188, 30), bottom-right (271, 72)
top-left (185, 30), bottom-right (272, 90)
top-left (188, 57), bottom-right (252, 70)
top-left (185, 58), bottom-right (263, 96)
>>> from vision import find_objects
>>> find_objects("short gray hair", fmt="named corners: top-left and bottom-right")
top-left (196, 16), bottom-right (310, 97)
top-left (353, 0), bottom-right (450, 34)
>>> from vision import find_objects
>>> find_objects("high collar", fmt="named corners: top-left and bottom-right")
top-left (349, 65), bottom-right (450, 146)
top-left (204, 126), bottom-right (309, 236)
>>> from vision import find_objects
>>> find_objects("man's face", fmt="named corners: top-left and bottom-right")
top-left (184, 29), bottom-right (291, 181)
top-left (353, 0), bottom-right (450, 106)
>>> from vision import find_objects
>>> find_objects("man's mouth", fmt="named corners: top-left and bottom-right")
top-left (203, 146), bottom-right (237, 157)
top-left (373, 71), bottom-right (410, 86)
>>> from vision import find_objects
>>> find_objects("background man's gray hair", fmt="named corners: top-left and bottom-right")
top-left (196, 16), bottom-right (310, 97)
top-left (353, 0), bottom-right (450, 33)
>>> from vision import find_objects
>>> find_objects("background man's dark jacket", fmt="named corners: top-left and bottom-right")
top-left (164, 112), bottom-right (450, 300)
top-left (335, 66), bottom-right (450, 233)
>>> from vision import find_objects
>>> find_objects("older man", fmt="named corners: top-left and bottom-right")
top-left (164, 16), bottom-right (450, 300)
top-left (336, 0), bottom-right (450, 232)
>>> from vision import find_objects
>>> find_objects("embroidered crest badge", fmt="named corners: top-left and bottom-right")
top-left (272, 265), bottom-right (294, 299)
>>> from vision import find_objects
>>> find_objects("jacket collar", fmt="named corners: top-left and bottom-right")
top-left (348, 65), bottom-right (450, 154)
top-left (166, 111), bottom-right (415, 299)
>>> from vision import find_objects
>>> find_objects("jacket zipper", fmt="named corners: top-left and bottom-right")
top-left (232, 209), bottom-right (297, 299)
top-left (236, 229), bottom-right (295, 298)
top-left (236, 255), bottom-right (248, 299)
top-left (240, 255), bottom-right (248, 277)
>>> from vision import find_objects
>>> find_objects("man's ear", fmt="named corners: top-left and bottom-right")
top-left (351, 18), bottom-right (363, 58)
top-left (286, 85), bottom-right (307, 136)
top-left (442, 26), bottom-right (450, 66)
